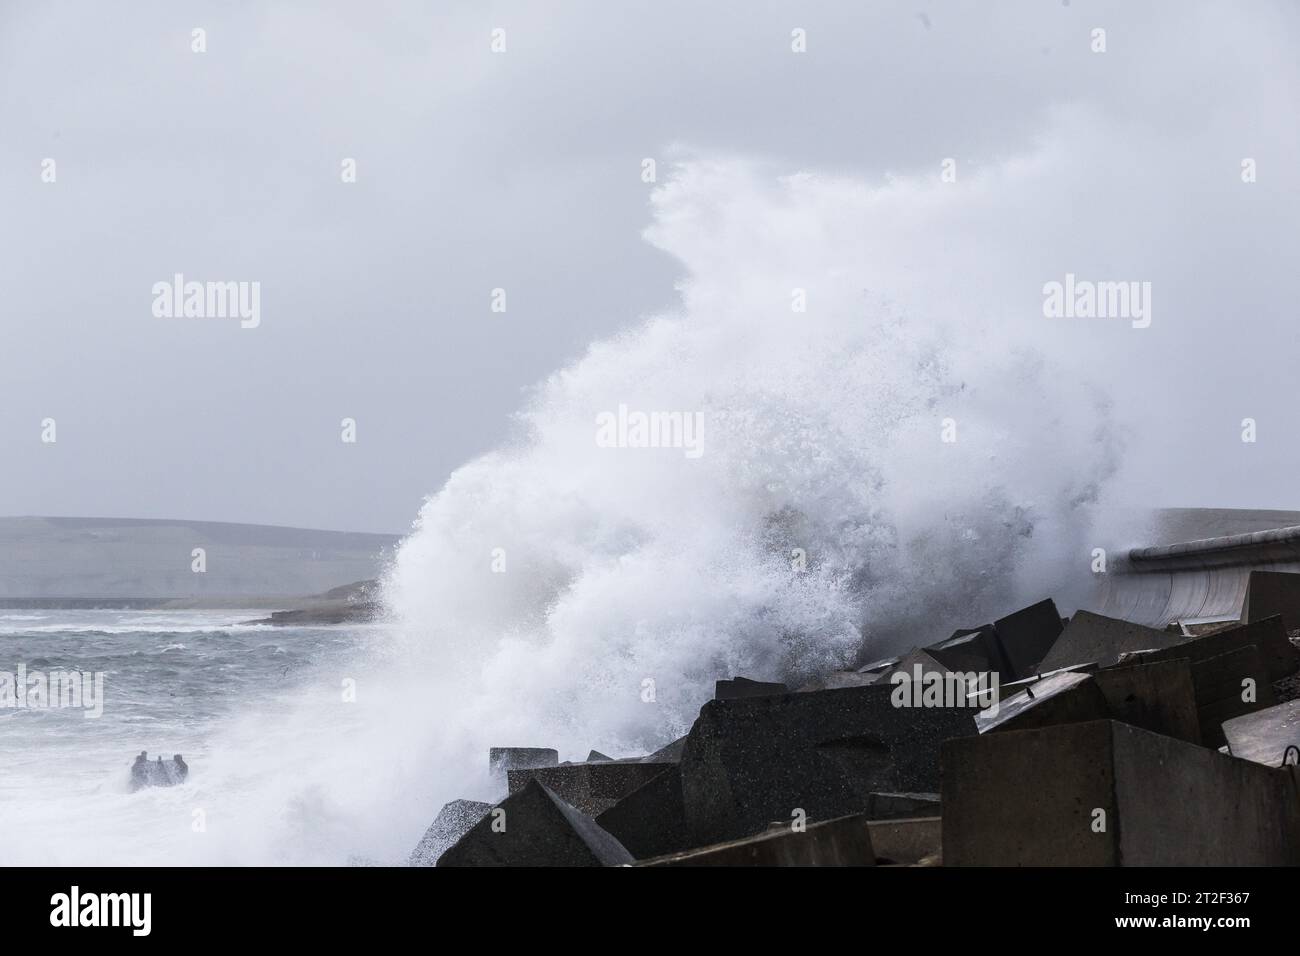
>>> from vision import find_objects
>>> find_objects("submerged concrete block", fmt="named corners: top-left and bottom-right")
top-left (943, 719), bottom-right (1300, 865)
top-left (1037, 610), bottom-right (1177, 672)
top-left (993, 599), bottom-right (1064, 679)
top-left (507, 761), bottom-right (675, 817)
top-left (640, 813), bottom-right (876, 866)
top-left (408, 799), bottom-right (492, 866)
top-left (975, 671), bottom-right (1109, 735)
top-left (595, 765), bottom-right (691, 860)
top-left (438, 779), bottom-right (634, 867)
top-left (1244, 570), bottom-right (1300, 636)
top-left (1091, 659), bottom-right (1201, 744)
top-left (1223, 700), bottom-right (1300, 767)
top-left (680, 683), bottom-right (976, 845)
top-left (715, 676), bottom-right (789, 699)
top-left (1119, 615), bottom-right (1298, 682)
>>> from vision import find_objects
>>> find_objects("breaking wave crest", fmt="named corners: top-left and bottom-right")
top-left (383, 156), bottom-right (1120, 783)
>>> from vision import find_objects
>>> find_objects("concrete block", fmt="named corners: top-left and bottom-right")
top-left (1244, 570), bottom-right (1300, 636)
top-left (1187, 645), bottom-right (1275, 747)
top-left (642, 735), bottom-right (686, 764)
top-left (639, 813), bottom-right (876, 866)
top-left (507, 761), bottom-right (675, 817)
top-left (927, 625), bottom-right (1004, 674)
top-left (1037, 610), bottom-right (1177, 671)
top-left (680, 683), bottom-right (977, 845)
top-left (942, 719), bottom-right (1300, 865)
top-left (877, 648), bottom-right (952, 684)
top-left (715, 676), bottom-right (788, 699)
top-left (1223, 700), bottom-right (1300, 767)
top-left (595, 765), bottom-right (691, 860)
top-left (993, 598), bottom-right (1064, 679)
top-left (868, 816), bottom-right (941, 865)
top-left (1091, 659), bottom-right (1201, 744)
top-left (1119, 615), bottom-right (1298, 682)
top-left (408, 799), bottom-right (491, 866)
top-left (438, 779), bottom-right (634, 867)
top-left (975, 671), bottom-right (1109, 734)
top-left (862, 791), bottom-right (941, 820)
top-left (488, 747), bottom-right (557, 780)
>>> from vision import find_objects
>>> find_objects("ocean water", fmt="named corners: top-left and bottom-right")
top-left (0, 610), bottom-right (436, 866)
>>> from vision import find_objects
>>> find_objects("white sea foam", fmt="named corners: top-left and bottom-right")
top-left (382, 155), bottom-right (1119, 802)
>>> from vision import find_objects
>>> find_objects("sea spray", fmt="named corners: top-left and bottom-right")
top-left (383, 157), bottom-right (1120, 799)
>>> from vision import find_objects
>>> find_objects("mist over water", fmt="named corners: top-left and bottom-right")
top-left (384, 157), bottom-right (1121, 804)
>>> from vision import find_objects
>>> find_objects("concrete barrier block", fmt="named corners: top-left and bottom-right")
top-left (1190, 645), bottom-right (1275, 747)
top-left (976, 671), bottom-right (1109, 734)
top-left (438, 779), bottom-right (634, 867)
top-left (488, 747), bottom-right (558, 780)
top-left (1119, 615), bottom-right (1298, 682)
top-left (507, 761), bottom-right (675, 816)
top-left (1038, 610), bottom-right (1178, 671)
top-left (639, 813), bottom-right (876, 866)
top-left (408, 799), bottom-right (492, 866)
top-left (993, 598), bottom-right (1065, 678)
top-left (926, 626), bottom-right (1001, 673)
top-left (715, 676), bottom-right (789, 699)
top-left (863, 791), bottom-right (941, 819)
top-left (942, 719), bottom-right (1300, 865)
top-left (1223, 699), bottom-right (1300, 767)
top-left (868, 816), bottom-right (941, 865)
top-left (595, 765), bottom-right (691, 860)
top-left (680, 683), bottom-right (976, 845)
top-left (1244, 570), bottom-right (1300, 636)
top-left (1092, 659), bottom-right (1201, 744)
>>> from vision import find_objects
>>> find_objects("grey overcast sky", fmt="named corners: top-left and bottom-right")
top-left (2, 0), bottom-right (1297, 534)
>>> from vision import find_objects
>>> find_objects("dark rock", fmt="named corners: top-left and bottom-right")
top-left (715, 676), bottom-right (789, 700)
top-left (942, 719), bottom-right (1300, 865)
top-left (992, 598), bottom-right (1064, 679)
top-left (639, 813), bottom-right (876, 867)
top-left (1222, 699), bottom-right (1300, 767)
top-left (408, 799), bottom-right (491, 866)
top-left (679, 683), bottom-right (977, 846)
top-left (595, 765), bottom-right (692, 860)
top-left (1037, 610), bottom-right (1177, 671)
top-left (437, 779), bottom-right (633, 867)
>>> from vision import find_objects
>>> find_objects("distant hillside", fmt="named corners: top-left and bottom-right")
top-left (0, 516), bottom-right (401, 605)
